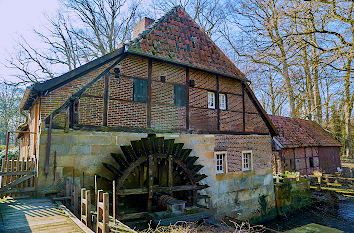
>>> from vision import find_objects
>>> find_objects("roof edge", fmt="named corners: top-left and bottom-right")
top-left (20, 46), bottom-right (125, 110)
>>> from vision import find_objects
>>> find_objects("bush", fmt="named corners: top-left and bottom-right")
top-left (0, 146), bottom-right (19, 160)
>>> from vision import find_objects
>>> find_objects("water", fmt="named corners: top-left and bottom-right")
top-left (264, 198), bottom-right (354, 233)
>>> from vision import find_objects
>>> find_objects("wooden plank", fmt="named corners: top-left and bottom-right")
top-left (0, 186), bottom-right (36, 194)
top-left (118, 212), bottom-right (148, 221)
top-left (0, 174), bottom-right (35, 192)
top-left (216, 75), bottom-right (220, 131)
top-left (5, 157), bottom-right (9, 187)
top-left (96, 190), bottom-right (109, 233)
top-left (44, 115), bottom-right (53, 176)
top-left (21, 158), bottom-right (25, 189)
top-left (0, 171), bottom-right (36, 176)
top-left (55, 201), bottom-right (94, 233)
top-left (1, 158), bottom-right (4, 188)
top-left (242, 84), bottom-right (245, 132)
top-left (186, 67), bottom-right (190, 130)
top-left (168, 155), bottom-right (173, 195)
top-left (118, 184), bottom-right (207, 195)
top-left (16, 159), bottom-right (20, 191)
top-left (148, 154), bottom-right (153, 212)
top-left (113, 180), bottom-right (116, 224)
top-left (103, 74), bottom-right (109, 126)
top-left (147, 58), bottom-right (152, 128)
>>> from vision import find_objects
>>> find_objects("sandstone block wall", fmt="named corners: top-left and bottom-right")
top-left (38, 130), bottom-right (275, 220)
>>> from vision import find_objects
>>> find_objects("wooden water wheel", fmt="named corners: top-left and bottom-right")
top-left (100, 135), bottom-right (208, 219)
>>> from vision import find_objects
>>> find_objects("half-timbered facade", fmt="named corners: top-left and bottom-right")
top-left (18, 7), bottom-right (278, 221)
top-left (270, 115), bottom-right (341, 175)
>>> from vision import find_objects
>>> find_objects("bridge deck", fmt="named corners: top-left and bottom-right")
top-left (0, 197), bottom-right (92, 232)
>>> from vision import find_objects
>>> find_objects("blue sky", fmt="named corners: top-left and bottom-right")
top-left (0, 0), bottom-right (59, 81)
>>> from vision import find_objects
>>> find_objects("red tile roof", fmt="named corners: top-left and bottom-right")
top-left (127, 6), bottom-right (246, 81)
top-left (270, 115), bottom-right (341, 148)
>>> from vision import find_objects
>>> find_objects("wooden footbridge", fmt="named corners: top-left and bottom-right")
top-left (0, 197), bottom-right (93, 232)
top-left (0, 158), bottom-right (93, 232)
top-left (309, 174), bottom-right (354, 197)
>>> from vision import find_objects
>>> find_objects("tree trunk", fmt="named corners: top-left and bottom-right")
top-left (311, 46), bottom-right (322, 125)
top-left (282, 60), bottom-right (296, 117)
top-left (344, 49), bottom-right (353, 158)
top-left (302, 46), bottom-right (315, 120)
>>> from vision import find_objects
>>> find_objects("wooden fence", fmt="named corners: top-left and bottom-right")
top-left (0, 158), bottom-right (37, 197)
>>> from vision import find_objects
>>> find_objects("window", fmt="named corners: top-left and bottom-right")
top-left (215, 152), bottom-right (227, 174)
top-left (208, 92), bottom-right (215, 109)
top-left (174, 85), bottom-right (186, 106)
top-left (69, 99), bottom-right (79, 127)
top-left (133, 78), bottom-right (148, 102)
top-left (309, 157), bottom-right (314, 168)
top-left (242, 151), bottom-right (252, 171)
top-left (219, 93), bottom-right (227, 110)
top-left (289, 158), bottom-right (296, 170)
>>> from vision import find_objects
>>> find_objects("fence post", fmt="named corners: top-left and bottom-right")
top-left (113, 180), bottom-right (116, 224)
top-left (73, 184), bottom-right (79, 215)
top-left (81, 188), bottom-right (91, 227)
top-left (96, 190), bottom-right (109, 233)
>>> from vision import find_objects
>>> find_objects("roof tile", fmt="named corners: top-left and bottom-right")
top-left (127, 6), bottom-right (246, 81)
top-left (270, 115), bottom-right (341, 148)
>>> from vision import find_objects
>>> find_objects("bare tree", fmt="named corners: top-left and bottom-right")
top-left (222, 0), bottom-right (298, 117)
top-left (151, 0), bottom-right (228, 38)
top-left (0, 82), bottom-right (23, 145)
top-left (6, 0), bottom-right (141, 85)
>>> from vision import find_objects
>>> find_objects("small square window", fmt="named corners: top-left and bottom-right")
top-left (215, 152), bottom-right (227, 174)
top-left (208, 92), bottom-right (215, 109)
top-left (242, 151), bottom-right (252, 171)
top-left (219, 93), bottom-right (227, 110)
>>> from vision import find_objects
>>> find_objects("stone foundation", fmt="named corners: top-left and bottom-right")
top-left (38, 129), bottom-right (275, 220)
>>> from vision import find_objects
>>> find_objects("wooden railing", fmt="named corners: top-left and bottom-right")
top-left (0, 158), bottom-right (37, 197)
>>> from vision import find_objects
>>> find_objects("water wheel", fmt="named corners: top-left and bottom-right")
top-left (99, 135), bottom-right (208, 219)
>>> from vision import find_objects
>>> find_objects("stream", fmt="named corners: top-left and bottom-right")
top-left (263, 198), bottom-right (354, 233)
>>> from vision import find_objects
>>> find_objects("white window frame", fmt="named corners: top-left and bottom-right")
top-left (215, 151), bottom-right (228, 174)
top-left (219, 93), bottom-right (227, 110)
top-left (242, 150), bottom-right (253, 171)
top-left (208, 92), bottom-right (215, 109)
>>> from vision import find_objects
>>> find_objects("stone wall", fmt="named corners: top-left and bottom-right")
top-left (38, 129), bottom-right (275, 220)
top-left (274, 179), bottom-right (312, 216)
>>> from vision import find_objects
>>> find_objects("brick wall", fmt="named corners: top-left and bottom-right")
top-left (280, 147), bottom-right (320, 175)
top-left (215, 134), bottom-right (272, 173)
top-left (39, 61), bottom-right (115, 120)
top-left (36, 54), bottom-right (271, 135)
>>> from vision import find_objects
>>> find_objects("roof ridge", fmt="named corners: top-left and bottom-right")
top-left (127, 6), bottom-right (182, 46)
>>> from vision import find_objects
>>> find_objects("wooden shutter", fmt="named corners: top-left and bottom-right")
top-left (133, 79), bottom-right (148, 102)
top-left (174, 85), bottom-right (186, 106)
top-left (208, 92), bottom-right (215, 109)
